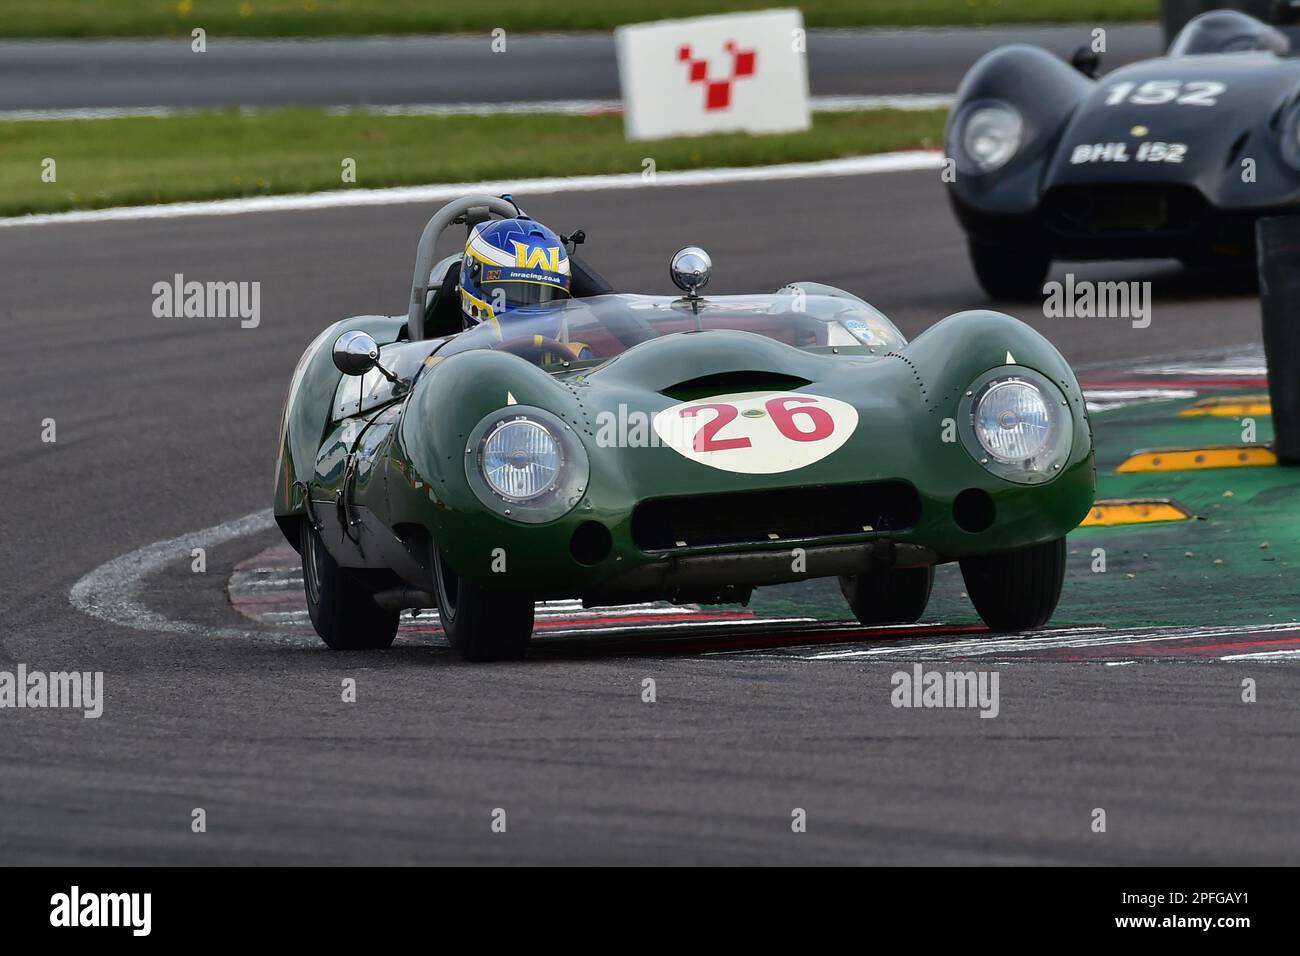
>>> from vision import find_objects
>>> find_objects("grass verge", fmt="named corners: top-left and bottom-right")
top-left (0, 1), bottom-right (1159, 38)
top-left (0, 107), bottom-right (947, 218)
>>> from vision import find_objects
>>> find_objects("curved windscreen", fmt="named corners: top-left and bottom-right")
top-left (1169, 11), bottom-right (1290, 57)
top-left (430, 292), bottom-right (906, 371)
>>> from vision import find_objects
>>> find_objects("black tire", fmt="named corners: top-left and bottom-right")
top-left (433, 547), bottom-right (534, 662)
top-left (300, 522), bottom-right (399, 650)
top-left (968, 240), bottom-right (1051, 300)
top-left (959, 537), bottom-right (1066, 632)
top-left (838, 565), bottom-right (935, 626)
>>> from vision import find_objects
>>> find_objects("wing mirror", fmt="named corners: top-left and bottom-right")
top-left (670, 246), bottom-right (712, 296)
top-left (333, 330), bottom-right (402, 384)
top-left (1069, 45), bottom-right (1101, 78)
top-left (333, 330), bottom-right (382, 375)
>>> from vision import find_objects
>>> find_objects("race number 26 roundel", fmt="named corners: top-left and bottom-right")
top-left (652, 390), bottom-right (859, 474)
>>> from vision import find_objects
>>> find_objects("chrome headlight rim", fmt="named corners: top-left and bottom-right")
top-left (1279, 102), bottom-right (1300, 169)
top-left (464, 405), bottom-right (589, 524)
top-left (953, 99), bottom-right (1025, 175)
top-left (957, 367), bottom-right (1073, 485)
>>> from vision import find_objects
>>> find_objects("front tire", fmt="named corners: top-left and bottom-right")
top-left (839, 565), bottom-right (934, 625)
top-left (959, 537), bottom-right (1066, 632)
top-left (300, 521), bottom-right (399, 650)
top-left (968, 240), bottom-right (1050, 300)
top-left (433, 547), bottom-right (534, 662)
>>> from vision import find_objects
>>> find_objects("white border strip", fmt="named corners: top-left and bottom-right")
top-left (0, 151), bottom-right (944, 229)
top-left (0, 93), bottom-right (954, 123)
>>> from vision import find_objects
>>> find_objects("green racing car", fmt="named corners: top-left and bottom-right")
top-left (273, 195), bottom-right (1095, 661)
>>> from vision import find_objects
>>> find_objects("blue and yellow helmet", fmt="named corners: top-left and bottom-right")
top-left (460, 218), bottom-right (572, 324)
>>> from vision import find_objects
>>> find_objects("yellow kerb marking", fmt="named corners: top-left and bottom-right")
top-left (1116, 445), bottom-right (1277, 473)
top-left (1179, 394), bottom-right (1272, 417)
top-left (1079, 498), bottom-right (1193, 527)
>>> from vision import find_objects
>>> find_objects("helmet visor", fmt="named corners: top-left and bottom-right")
top-left (481, 280), bottom-right (570, 312)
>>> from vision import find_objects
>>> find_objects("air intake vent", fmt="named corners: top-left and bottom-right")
top-left (1042, 184), bottom-right (1206, 236)
top-left (631, 481), bottom-right (921, 551)
top-left (661, 371), bottom-right (812, 401)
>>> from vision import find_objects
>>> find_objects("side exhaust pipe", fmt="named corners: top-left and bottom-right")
top-left (371, 587), bottom-right (437, 612)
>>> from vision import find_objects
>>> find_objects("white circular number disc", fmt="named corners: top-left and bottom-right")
top-left (652, 390), bottom-right (858, 475)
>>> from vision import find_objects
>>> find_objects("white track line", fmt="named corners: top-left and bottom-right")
top-left (795, 621), bottom-right (1300, 661)
top-left (1083, 387), bottom-right (1198, 413)
top-left (0, 151), bottom-right (943, 229)
top-left (1219, 648), bottom-right (1300, 661)
top-left (69, 507), bottom-right (285, 641)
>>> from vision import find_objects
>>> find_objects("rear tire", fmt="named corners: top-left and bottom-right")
top-left (959, 537), bottom-right (1066, 632)
top-left (839, 565), bottom-right (934, 625)
top-left (968, 241), bottom-right (1050, 300)
top-left (433, 547), bottom-right (534, 662)
top-left (300, 521), bottom-right (399, 650)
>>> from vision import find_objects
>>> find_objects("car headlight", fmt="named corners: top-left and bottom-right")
top-left (974, 380), bottom-right (1055, 463)
top-left (482, 419), bottom-right (561, 501)
top-left (961, 103), bottom-right (1024, 173)
top-left (465, 407), bottom-right (590, 523)
top-left (960, 371), bottom-right (1072, 484)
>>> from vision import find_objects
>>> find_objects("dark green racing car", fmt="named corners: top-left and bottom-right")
top-left (273, 195), bottom-right (1096, 660)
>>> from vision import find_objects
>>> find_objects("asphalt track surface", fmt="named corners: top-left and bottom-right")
top-left (3, 169), bottom-right (1299, 864)
top-left (0, 25), bottom-right (1161, 112)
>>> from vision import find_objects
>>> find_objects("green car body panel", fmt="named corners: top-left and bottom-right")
top-left (275, 283), bottom-right (1095, 608)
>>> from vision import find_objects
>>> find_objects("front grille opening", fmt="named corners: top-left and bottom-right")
top-left (661, 371), bottom-right (812, 401)
top-left (631, 481), bottom-right (920, 551)
top-left (1043, 185), bottom-right (1205, 237)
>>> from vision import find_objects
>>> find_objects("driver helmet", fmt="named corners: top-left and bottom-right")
top-left (460, 218), bottom-right (571, 325)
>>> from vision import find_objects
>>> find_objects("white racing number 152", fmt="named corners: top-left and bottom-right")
top-left (1104, 80), bottom-right (1226, 107)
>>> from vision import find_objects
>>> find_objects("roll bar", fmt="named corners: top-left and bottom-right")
top-left (407, 194), bottom-right (520, 340)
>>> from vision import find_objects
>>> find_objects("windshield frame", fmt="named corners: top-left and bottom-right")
top-left (429, 292), bottom-right (907, 374)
